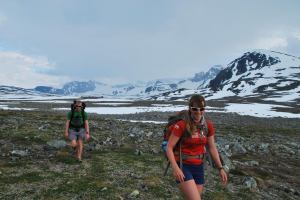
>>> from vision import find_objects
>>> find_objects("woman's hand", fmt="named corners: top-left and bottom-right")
top-left (173, 166), bottom-right (185, 182)
top-left (219, 168), bottom-right (228, 185)
top-left (85, 131), bottom-right (90, 141)
top-left (64, 131), bottom-right (69, 139)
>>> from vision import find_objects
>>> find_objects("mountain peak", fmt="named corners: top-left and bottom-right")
top-left (190, 65), bottom-right (223, 82)
top-left (208, 49), bottom-right (300, 98)
top-left (229, 51), bottom-right (281, 76)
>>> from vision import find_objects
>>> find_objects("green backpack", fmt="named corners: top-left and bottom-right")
top-left (69, 101), bottom-right (86, 131)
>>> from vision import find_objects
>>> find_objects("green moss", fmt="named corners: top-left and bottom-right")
top-left (0, 172), bottom-right (43, 184)
top-left (55, 152), bottom-right (79, 165)
top-left (41, 178), bottom-right (117, 199)
top-left (235, 188), bottom-right (259, 200)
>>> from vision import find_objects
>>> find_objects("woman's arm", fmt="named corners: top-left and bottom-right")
top-left (85, 120), bottom-right (90, 134)
top-left (65, 120), bottom-right (70, 138)
top-left (207, 136), bottom-right (228, 184)
top-left (166, 134), bottom-right (185, 182)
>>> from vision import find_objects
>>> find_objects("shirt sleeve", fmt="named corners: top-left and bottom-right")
top-left (206, 119), bottom-right (215, 137)
top-left (84, 112), bottom-right (88, 120)
top-left (67, 111), bottom-right (71, 120)
top-left (171, 120), bottom-right (186, 138)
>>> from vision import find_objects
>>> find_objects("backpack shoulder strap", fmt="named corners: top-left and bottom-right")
top-left (198, 115), bottom-right (209, 137)
top-left (70, 103), bottom-right (75, 122)
top-left (81, 110), bottom-right (85, 122)
top-left (82, 102), bottom-right (86, 121)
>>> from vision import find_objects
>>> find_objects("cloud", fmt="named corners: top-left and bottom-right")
top-left (254, 36), bottom-right (288, 50)
top-left (292, 31), bottom-right (300, 40)
top-left (0, 13), bottom-right (7, 25)
top-left (0, 51), bottom-right (69, 88)
top-left (247, 29), bottom-right (300, 57)
top-left (0, 1), bottom-right (299, 85)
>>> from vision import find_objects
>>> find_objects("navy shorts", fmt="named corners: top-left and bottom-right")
top-left (69, 128), bottom-right (86, 141)
top-left (176, 163), bottom-right (204, 185)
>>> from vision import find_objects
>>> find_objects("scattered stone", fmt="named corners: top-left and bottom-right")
top-left (95, 144), bottom-right (103, 150)
top-left (11, 150), bottom-right (29, 157)
top-left (135, 149), bottom-right (143, 156)
top-left (244, 160), bottom-right (259, 166)
top-left (243, 176), bottom-right (258, 190)
top-left (139, 184), bottom-right (148, 191)
top-left (145, 132), bottom-right (153, 137)
top-left (118, 196), bottom-right (124, 200)
top-left (231, 142), bottom-right (247, 154)
top-left (128, 190), bottom-right (139, 198)
top-left (259, 143), bottom-right (269, 153)
top-left (151, 148), bottom-right (159, 154)
top-left (220, 152), bottom-right (235, 171)
top-left (226, 183), bottom-right (234, 193)
top-left (47, 140), bottom-right (67, 149)
top-left (278, 145), bottom-right (295, 155)
top-left (38, 124), bottom-right (50, 131)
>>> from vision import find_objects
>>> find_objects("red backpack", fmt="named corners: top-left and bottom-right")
top-left (161, 110), bottom-right (190, 152)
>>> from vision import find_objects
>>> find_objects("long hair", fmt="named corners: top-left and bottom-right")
top-left (185, 94), bottom-right (206, 136)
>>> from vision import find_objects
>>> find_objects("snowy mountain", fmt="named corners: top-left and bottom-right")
top-left (34, 80), bottom-right (99, 95)
top-left (0, 85), bottom-right (54, 99)
top-left (31, 65), bottom-right (223, 97)
top-left (34, 86), bottom-right (65, 95)
top-left (0, 85), bottom-right (38, 95)
top-left (207, 50), bottom-right (300, 101)
top-left (180, 65), bottom-right (223, 89)
top-left (1, 49), bottom-right (298, 104)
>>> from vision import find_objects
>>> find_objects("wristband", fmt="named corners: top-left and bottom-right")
top-left (217, 166), bottom-right (224, 171)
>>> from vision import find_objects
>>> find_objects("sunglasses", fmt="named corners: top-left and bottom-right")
top-left (75, 105), bottom-right (82, 108)
top-left (190, 107), bottom-right (205, 112)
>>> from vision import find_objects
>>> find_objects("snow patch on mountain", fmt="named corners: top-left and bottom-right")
top-left (207, 50), bottom-right (300, 101)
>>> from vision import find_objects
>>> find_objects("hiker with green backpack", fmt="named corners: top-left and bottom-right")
top-left (164, 94), bottom-right (227, 200)
top-left (64, 99), bottom-right (90, 162)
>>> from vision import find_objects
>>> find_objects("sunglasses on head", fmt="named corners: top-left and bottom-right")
top-left (190, 107), bottom-right (205, 112)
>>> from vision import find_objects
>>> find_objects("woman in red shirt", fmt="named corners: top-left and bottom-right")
top-left (166, 94), bottom-right (227, 200)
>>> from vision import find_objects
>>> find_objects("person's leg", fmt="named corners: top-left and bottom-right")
top-left (192, 163), bottom-right (205, 196)
top-left (77, 139), bottom-right (83, 161)
top-left (70, 139), bottom-right (77, 148)
top-left (179, 180), bottom-right (201, 200)
top-left (176, 163), bottom-right (201, 200)
top-left (68, 131), bottom-right (77, 149)
top-left (196, 184), bottom-right (204, 195)
top-left (76, 129), bottom-right (86, 161)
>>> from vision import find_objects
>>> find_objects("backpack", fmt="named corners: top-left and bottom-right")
top-left (161, 110), bottom-right (190, 152)
top-left (162, 110), bottom-right (222, 176)
top-left (70, 101), bottom-right (86, 131)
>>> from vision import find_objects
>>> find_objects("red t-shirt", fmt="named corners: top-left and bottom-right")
top-left (171, 119), bottom-right (215, 165)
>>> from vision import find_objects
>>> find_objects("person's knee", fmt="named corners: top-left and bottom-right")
top-left (197, 184), bottom-right (204, 195)
top-left (70, 140), bottom-right (77, 147)
top-left (78, 140), bottom-right (84, 147)
top-left (179, 180), bottom-right (200, 200)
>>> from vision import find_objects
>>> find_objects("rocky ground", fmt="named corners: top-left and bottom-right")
top-left (0, 104), bottom-right (299, 199)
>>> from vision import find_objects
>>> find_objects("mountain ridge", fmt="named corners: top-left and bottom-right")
top-left (1, 50), bottom-right (299, 104)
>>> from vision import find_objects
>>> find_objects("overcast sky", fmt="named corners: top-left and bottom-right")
top-left (0, 0), bottom-right (299, 88)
